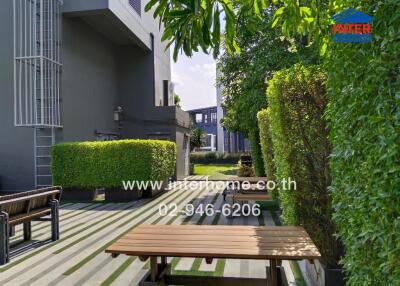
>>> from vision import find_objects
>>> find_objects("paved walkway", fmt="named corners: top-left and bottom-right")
top-left (1, 181), bottom-right (298, 286)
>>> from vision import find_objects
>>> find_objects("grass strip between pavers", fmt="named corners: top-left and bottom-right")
top-left (53, 202), bottom-right (148, 254)
top-left (99, 256), bottom-right (136, 286)
top-left (63, 183), bottom-right (199, 276)
top-left (98, 184), bottom-right (211, 286)
top-left (0, 185), bottom-right (185, 274)
top-left (55, 185), bottom-right (190, 255)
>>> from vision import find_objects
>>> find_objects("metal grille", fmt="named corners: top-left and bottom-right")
top-left (129, 0), bottom-right (141, 16)
top-left (14, 0), bottom-right (62, 127)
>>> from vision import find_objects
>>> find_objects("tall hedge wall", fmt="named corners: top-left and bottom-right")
top-left (267, 64), bottom-right (340, 266)
top-left (326, 1), bottom-right (400, 284)
top-left (52, 140), bottom-right (176, 189)
top-left (257, 108), bottom-right (277, 199)
top-left (248, 130), bottom-right (266, 177)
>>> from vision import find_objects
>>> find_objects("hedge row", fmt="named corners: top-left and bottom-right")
top-left (326, 1), bottom-right (400, 284)
top-left (257, 108), bottom-right (277, 199)
top-left (265, 64), bottom-right (340, 266)
top-left (190, 152), bottom-right (242, 164)
top-left (248, 130), bottom-right (265, 177)
top-left (52, 140), bottom-right (176, 189)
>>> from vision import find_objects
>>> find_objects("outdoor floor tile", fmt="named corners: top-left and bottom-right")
top-left (1, 182), bottom-right (299, 286)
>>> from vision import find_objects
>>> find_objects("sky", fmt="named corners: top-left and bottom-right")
top-left (171, 51), bottom-right (217, 111)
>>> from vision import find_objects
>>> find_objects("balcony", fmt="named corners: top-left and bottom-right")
top-left (62, 0), bottom-right (151, 51)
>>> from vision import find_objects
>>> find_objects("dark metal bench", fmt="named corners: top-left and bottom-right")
top-left (0, 186), bottom-right (62, 265)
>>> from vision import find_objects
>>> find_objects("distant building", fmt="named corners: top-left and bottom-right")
top-left (216, 69), bottom-right (250, 153)
top-left (188, 107), bottom-right (217, 151)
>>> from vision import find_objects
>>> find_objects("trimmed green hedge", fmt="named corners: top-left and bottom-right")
top-left (267, 64), bottom-right (340, 266)
top-left (326, 1), bottom-right (400, 284)
top-left (257, 108), bottom-right (277, 199)
top-left (248, 130), bottom-right (266, 177)
top-left (52, 140), bottom-right (176, 189)
top-left (190, 152), bottom-right (242, 164)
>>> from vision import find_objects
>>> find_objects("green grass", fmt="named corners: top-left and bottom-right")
top-left (193, 164), bottom-right (238, 180)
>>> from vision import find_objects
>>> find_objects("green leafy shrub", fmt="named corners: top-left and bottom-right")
top-left (52, 140), bottom-right (176, 189)
top-left (257, 108), bottom-right (277, 199)
top-left (248, 130), bottom-right (266, 177)
top-left (267, 64), bottom-right (339, 266)
top-left (326, 2), bottom-right (400, 284)
top-left (190, 152), bottom-right (242, 164)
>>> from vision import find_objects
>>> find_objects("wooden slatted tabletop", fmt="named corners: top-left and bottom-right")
top-left (106, 224), bottom-right (321, 261)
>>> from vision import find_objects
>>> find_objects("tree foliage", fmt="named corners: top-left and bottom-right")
top-left (190, 127), bottom-right (206, 151)
top-left (145, 0), bottom-right (271, 60)
top-left (144, 0), bottom-right (336, 61)
top-left (217, 12), bottom-right (316, 176)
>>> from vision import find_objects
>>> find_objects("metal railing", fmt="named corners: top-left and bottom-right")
top-left (14, 0), bottom-right (62, 128)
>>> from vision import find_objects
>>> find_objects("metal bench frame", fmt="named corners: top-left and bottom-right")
top-left (0, 187), bottom-right (62, 265)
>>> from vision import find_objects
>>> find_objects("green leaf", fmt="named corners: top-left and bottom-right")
top-left (144, 0), bottom-right (159, 12)
top-left (319, 42), bottom-right (327, 56)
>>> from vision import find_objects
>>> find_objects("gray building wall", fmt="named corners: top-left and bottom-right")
top-left (0, 0), bottom-right (189, 190)
top-left (0, 0), bottom-right (34, 190)
top-left (61, 17), bottom-right (119, 142)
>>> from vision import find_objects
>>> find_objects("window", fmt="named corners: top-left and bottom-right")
top-left (195, 113), bottom-right (203, 123)
top-left (129, 0), bottom-right (141, 16)
top-left (204, 114), bottom-right (208, 123)
top-left (211, 112), bottom-right (217, 123)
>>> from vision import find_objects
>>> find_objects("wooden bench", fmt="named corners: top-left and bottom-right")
top-left (106, 224), bottom-right (321, 286)
top-left (223, 177), bottom-right (272, 205)
top-left (0, 186), bottom-right (62, 265)
top-left (226, 193), bottom-right (272, 202)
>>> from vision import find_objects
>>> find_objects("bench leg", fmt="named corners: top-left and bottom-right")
top-left (9, 226), bottom-right (15, 238)
top-left (150, 256), bottom-right (158, 282)
top-left (266, 259), bottom-right (278, 286)
top-left (0, 212), bottom-right (10, 265)
top-left (23, 222), bottom-right (32, 241)
top-left (50, 199), bottom-right (60, 241)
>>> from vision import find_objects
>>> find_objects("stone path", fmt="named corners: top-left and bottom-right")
top-left (1, 181), bottom-right (300, 286)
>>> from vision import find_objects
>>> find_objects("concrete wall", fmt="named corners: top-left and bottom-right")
top-left (0, 0), bottom-right (35, 190)
top-left (61, 17), bottom-right (119, 142)
top-left (63, 0), bottom-right (171, 107)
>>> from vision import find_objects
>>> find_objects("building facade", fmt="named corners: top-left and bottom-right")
top-left (188, 107), bottom-right (218, 151)
top-left (0, 0), bottom-right (190, 191)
